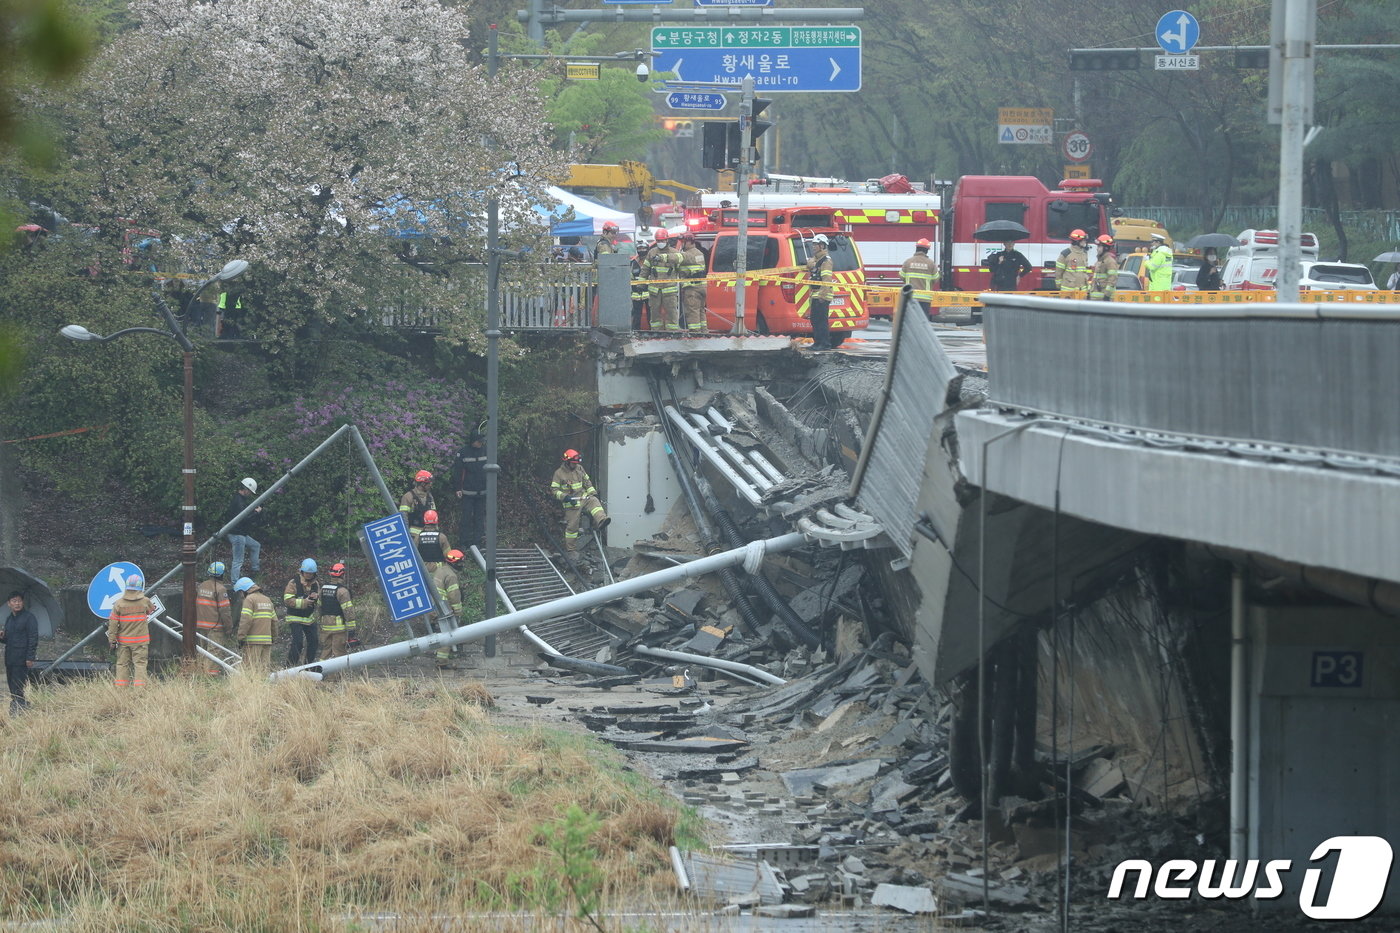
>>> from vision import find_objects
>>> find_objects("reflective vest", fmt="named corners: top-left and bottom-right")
top-left (195, 579), bottom-right (231, 632)
top-left (644, 246), bottom-right (683, 292)
top-left (284, 575), bottom-right (317, 625)
top-left (418, 528), bottom-right (446, 564)
top-left (900, 250), bottom-right (940, 295)
top-left (550, 464), bottom-right (595, 507)
top-left (318, 583), bottom-right (353, 633)
top-left (240, 590), bottom-right (276, 644)
top-left (1056, 245), bottom-right (1092, 290)
top-left (1145, 244), bottom-right (1174, 290)
top-left (108, 595), bottom-right (152, 645)
top-left (679, 245), bottom-right (706, 279)
top-left (806, 254), bottom-right (834, 301)
top-left (1092, 251), bottom-right (1120, 299)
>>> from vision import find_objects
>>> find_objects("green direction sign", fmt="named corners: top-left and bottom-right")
top-left (651, 27), bottom-right (861, 49)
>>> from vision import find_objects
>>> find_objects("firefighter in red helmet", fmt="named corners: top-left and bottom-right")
top-left (900, 237), bottom-right (940, 316)
top-left (550, 449), bottom-right (609, 554)
top-left (399, 469), bottom-right (436, 542)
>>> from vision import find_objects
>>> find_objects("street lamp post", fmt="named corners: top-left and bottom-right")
top-left (62, 258), bottom-right (249, 666)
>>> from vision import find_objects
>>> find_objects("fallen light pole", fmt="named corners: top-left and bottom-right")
top-left (270, 532), bottom-right (808, 680)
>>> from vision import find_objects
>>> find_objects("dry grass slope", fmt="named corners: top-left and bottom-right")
top-left (0, 677), bottom-right (683, 931)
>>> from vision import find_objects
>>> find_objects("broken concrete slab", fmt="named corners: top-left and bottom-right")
top-left (679, 852), bottom-right (784, 906)
top-left (780, 758), bottom-right (881, 796)
top-left (753, 904), bottom-right (815, 919)
top-left (678, 623), bottom-right (729, 655)
top-left (935, 872), bottom-right (1032, 910)
top-left (605, 735), bottom-right (749, 754)
top-left (1080, 757), bottom-right (1127, 800)
top-left (871, 883), bottom-right (937, 914)
top-left (869, 772), bottom-right (919, 813)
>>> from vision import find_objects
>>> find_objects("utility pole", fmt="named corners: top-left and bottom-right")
top-left (1274, 0), bottom-right (1315, 303)
top-left (483, 25), bottom-right (502, 657)
top-left (731, 76), bottom-right (755, 336)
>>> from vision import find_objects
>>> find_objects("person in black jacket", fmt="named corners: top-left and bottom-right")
top-left (1196, 248), bottom-right (1223, 291)
top-left (3, 591), bottom-right (39, 712)
top-left (226, 477), bottom-right (264, 582)
top-left (452, 428), bottom-right (487, 549)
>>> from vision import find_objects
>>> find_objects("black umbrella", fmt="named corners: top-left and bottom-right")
top-left (1185, 232), bottom-right (1241, 250)
top-left (973, 220), bottom-right (1031, 242)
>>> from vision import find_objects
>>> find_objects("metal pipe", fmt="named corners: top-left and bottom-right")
top-left (666, 406), bottom-right (762, 506)
top-left (705, 407), bottom-right (734, 432)
top-left (1230, 568), bottom-right (1249, 862)
top-left (747, 450), bottom-right (787, 485)
top-left (270, 533), bottom-right (807, 680)
top-left (690, 414), bottom-right (773, 489)
top-left (150, 617), bottom-right (237, 674)
top-left (669, 846), bottom-right (691, 893)
top-left (348, 425), bottom-right (398, 511)
top-left (633, 644), bottom-right (785, 686)
top-left (42, 624), bottom-right (106, 673)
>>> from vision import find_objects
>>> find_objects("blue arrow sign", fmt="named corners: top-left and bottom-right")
top-left (1155, 10), bottom-right (1200, 54)
top-left (666, 91), bottom-right (727, 110)
top-left (87, 561), bottom-right (143, 617)
top-left (651, 27), bottom-right (862, 93)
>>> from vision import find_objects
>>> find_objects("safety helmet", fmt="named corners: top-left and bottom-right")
top-left (415, 470), bottom-right (433, 483)
top-left (654, 229), bottom-right (670, 242)
top-left (602, 221), bottom-right (619, 233)
top-left (811, 233), bottom-right (829, 247)
top-left (1095, 234), bottom-right (1114, 247)
top-left (207, 561), bottom-right (226, 578)
top-left (1069, 229), bottom-right (1087, 242)
top-left (563, 449), bottom-right (581, 462)
top-left (124, 574), bottom-right (144, 593)
top-left (241, 477), bottom-right (257, 494)
top-left (233, 577), bottom-right (254, 593)
top-left (916, 238), bottom-right (932, 249)
top-left (300, 558), bottom-right (317, 574)
top-left (445, 549), bottom-right (465, 566)
top-left (329, 562), bottom-right (346, 578)
top-left (422, 509), bottom-right (439, 525)
top-left (1151, 232), bottom-right (1167, 242)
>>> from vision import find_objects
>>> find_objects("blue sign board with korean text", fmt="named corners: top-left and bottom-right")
top-left (363, 513), bottom-right (433, 623)
top-left (666, 91), bottom-right (727, 111)
top-left (695, 0), bottom-right (772, 6)
top-left (651, 26), bottom-right (862, 93)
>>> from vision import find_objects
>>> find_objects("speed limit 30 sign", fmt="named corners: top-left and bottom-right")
top-left (1063, 131), bottom-right (1092, 163)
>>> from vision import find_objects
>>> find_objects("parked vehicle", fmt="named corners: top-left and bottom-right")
top-left (698, 206), bottom-right (868, 343)
top-left (1221, 229), bottom-right (1320, 290)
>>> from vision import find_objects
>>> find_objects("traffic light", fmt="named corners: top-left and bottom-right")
top-left (1069, 50), bottom-right (1141, 71)
top-left (702, 122), bottom-right (728, 171)
top-left (661, 119), bottom-right (694, 138)
top-left (1234, 48), bottom-right (1270, 69)
top-left (750, 97), bottom-right (773, 145)
top-left (721, 99), bottom-right (775, 168)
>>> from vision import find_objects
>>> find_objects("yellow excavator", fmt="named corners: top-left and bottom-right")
top-left (558, 161), bottom-right (701, 226)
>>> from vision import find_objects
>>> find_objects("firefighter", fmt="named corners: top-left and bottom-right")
top-left (107, 574), bottom-right (153, 687)
top-left (417, 509), bottom-right (451, 569)
top-left (806, 234), bottom-right (836, 350)
top-left (235, 577), bottom-right (276, 672)
top-left (284, 558), bottom-right (320, 667)
top-left (399, 469), bottom-right (436, 542)
top-left (1144, 232), bottom-right (1174, 291)
top-left (195, 561), bottom-right (233, 675)
top-left (900, 237), bottom-right (940, 316)
top-left (678, 231), bottom-right (709, 332)
top-left (318, 562), bottom-right (356, 667)
top-left (593, 220), bottom-right (621, 260)
top-left (432, 549), bottom-right (466, 666)
top-left (452, 427), bottom-right (487, 550)
top-left (1091, 234), bottom-right (1120, 301)
top-left (550, 449), bottom-right (609, 554)
top-left (1054, 229), bottom-right (1092, 294)
top-left (629, 251), bottom-right (650, 330)
top-left (644, 229), bottom-right (684, 331)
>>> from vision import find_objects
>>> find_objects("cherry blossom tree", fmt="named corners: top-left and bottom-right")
top-left (68, 0), bottom-right (562, 347)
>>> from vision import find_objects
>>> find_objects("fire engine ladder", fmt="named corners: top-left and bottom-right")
top-left (470, 545), bottom-right (628, 665)
top-left (148, 609), bottom-right (242, 674)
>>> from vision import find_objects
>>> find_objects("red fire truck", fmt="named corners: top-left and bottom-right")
top-left (687, 174), bottom-right (1112, 317)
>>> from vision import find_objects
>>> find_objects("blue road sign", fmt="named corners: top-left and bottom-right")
top-left (87, 561), bottom-right (143, 617)
top-left (696, 0), bottom-right (771, 6)
top-left (362, 513), bottom-right (434, 623)
top-left (651, 27), bottom-right (862, 93)
top-left (666, 91), bottom-right (727, 110)
top-left (1155, 10), bottom-right (1200, 54)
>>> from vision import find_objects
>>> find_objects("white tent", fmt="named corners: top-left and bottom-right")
top-left (543, 186), bottom-right (636, 236)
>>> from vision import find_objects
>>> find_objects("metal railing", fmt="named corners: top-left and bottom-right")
top-left (1127, 207), bottom-right (1400, 246)
top-left (376, 263), bottom-right (598, 332)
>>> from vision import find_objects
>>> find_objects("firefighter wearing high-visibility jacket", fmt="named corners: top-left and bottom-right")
top-left (284, 558), bottom-right (320, 667)
top-left (107, 574), bottom-right (152, 687)
top-left (398, 470), bottom-right (435, 542)
top-left (1144, 232), bottom-right (1174, 291)
top-left (432, 550), bottom-right (466, 665)
top-left (551, 449), bottom-right (610, 553)
top-left (806, 234), bottom-right (836, 350)
top-left (678, 232), bottom-right (708, 332)
top-left (416, 510), bottom-right (451, 569)
top-left (234, 577), bottom-right (276, 672)
top-left (1055, 229), bottom-right (1092, 293)
top-left (1091, 234), bottom-right (1120, 301)
top-left (196, 561), bottom-right (233, 675)
top-left (900, 238), bottom-right (941, 316)
top-left (644, 229), bottom-right (684, 331)
top-left (318, 562), bottom-right (356, 665)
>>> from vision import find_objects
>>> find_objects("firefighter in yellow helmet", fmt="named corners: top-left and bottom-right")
top-left (678, 231), bottom-right (709, 332)
top-left (550, 449), bottom-right (609, 554)
top-left (399, 469), bottom-right (436, 542)
top-left (318, 562), bottom-right (357, 668)
top-left (195, 561), bottom-right (233, 675)
top-left (643, 229), bottom-right (684, 331)
top-left (433, 549), bottom-right (466, 666)
top-left (234, 577), bottom-right (276, 672)
top-left (1091, 234), bottom-right (1120, 301)
top-left (1054, 229), bottom-right (1092, 294)
top-left (900, 237), bottom-right (941, 316)
top-left (107, 574), bottom-right (153, 687)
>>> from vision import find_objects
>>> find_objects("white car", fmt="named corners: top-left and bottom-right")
top-left (1298, 261), bottom-right (1377, 291)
